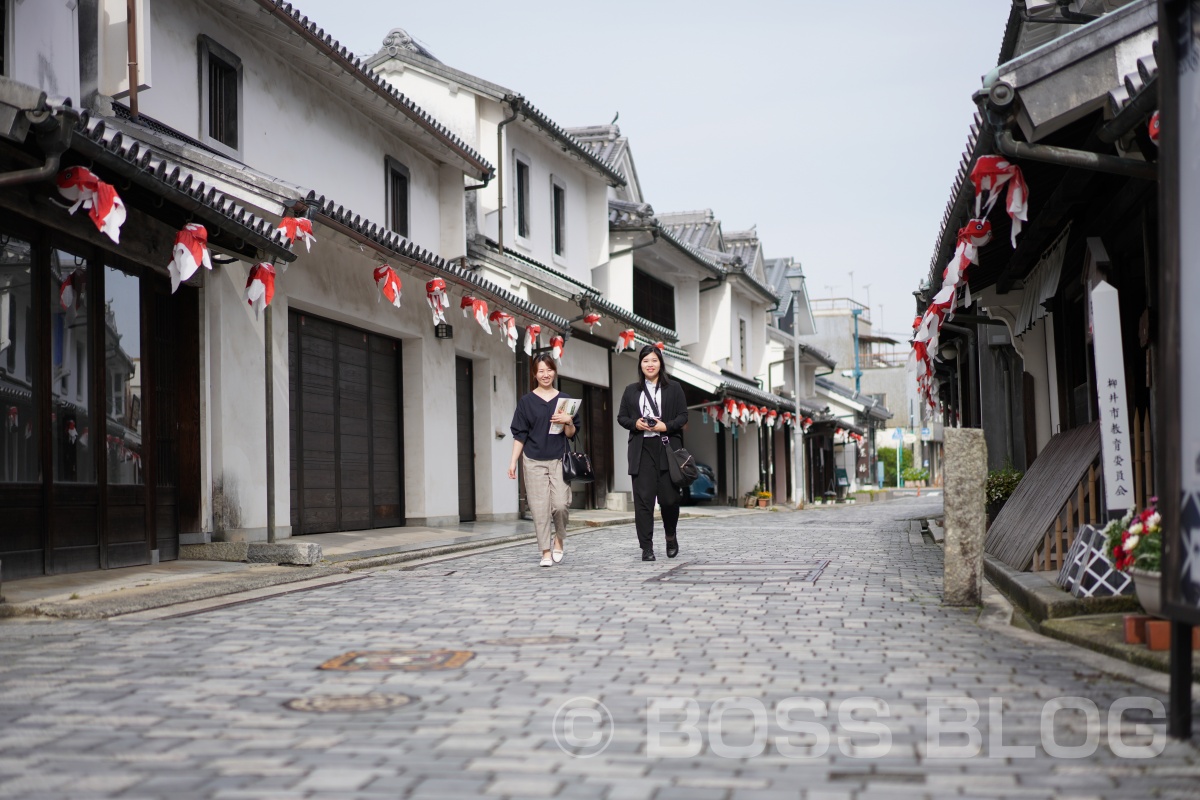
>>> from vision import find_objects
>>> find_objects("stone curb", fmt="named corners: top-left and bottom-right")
top-left (984, 553), bottom-right (1141, 622)
top-left (1035, 614), bottom-right (1200, 681)
top-left (0, 565), bottom-right (350, 620)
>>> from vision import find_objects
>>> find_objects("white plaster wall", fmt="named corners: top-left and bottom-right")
top-left (735, 424), bottom-right (759, 498)
top-left (135, 3), bottom-right (447, 253)
top-left (372, 62), bottom-right (482, 149)
top-left (674, 279), bottom-right (700, 348)
top-left (599, 250), bottom-right (634, 312)
top-left (696, 285), bottom-right (731, 366)
top-left (558, 338), bottom-right (609, 387)
top-left (9, 0), bottom-right (80, 100)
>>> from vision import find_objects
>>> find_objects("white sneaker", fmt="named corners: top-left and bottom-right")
top-left (540, 556), bottom-right (553, 567)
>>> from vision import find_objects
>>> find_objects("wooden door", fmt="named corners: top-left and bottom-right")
top-left (289, 312), bottom-right (403, 534)
top-left (586, 384), bottom-right (612, 508)
top-left (456, 357), bottom-right (476, 523)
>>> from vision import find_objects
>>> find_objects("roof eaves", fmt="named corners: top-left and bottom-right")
top-left (654, 226), bottom-right (726, 278)
top-left (509, 96), bottom-right (627, 187)
top-left (72, 113), bottom-right (295, 261)
top-left (252, 1), bottom-right (493, 181)
top-left (307, 191), bottom-right (569, 331)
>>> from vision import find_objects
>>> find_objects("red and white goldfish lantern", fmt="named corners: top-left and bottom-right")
top-left (374, 264), bottom-right (402, 308)
top-left (802, 417), bottom-right (813, 432)
top-left (277, 217), bottom-right (316, 251)
top-left (169, 223), bottom-right (213, 293)
top-left (782, 412), bottom-right (792, 428)
top-left (737, 401), bottom-right (749, 424)
top-left (489, 310), bottom-right (517, 352)
top-left (59, 269), bottom-right (84, 312)
top-left (615, 329), bottom-right (636, 353)
top-left (55, 166), bottom-right (126, 243)
top-left (723, 398), bottom-right (737, 426)
top-left (426, 278), bottom-right (450, 325)
top-left (1149, 110), bottom-right (1160, 144)
top-left (79, 427), bottom-right (89, 448)
top-left (6, 406), bottom-right (16, 431)
top-left (654, 342), bottom-right (665, 352)
top-left (244, 263), bottom-right (276, 319)
top-left (550, 335), bottom-right (564, 360)
top-left (524, 324), bottom-right (541, 356)
top-left (460, 295), bottom-right (490, 333)
top-left (583, 313), bottom-right (602, 332)
top-left (767, 410), bottom-right (778, 428)
top-left (969, 155), bottom-right (1028, 247)
top-left (66, 420), bottom-right (78, 444)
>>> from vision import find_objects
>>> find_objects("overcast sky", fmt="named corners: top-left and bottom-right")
top-left (292, 0), bottom-right (1013, 336)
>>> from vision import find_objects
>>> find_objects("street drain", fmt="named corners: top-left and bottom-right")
top-left (828, 770), bottom-right (925, 784)
top-left (284, 693), bottom-right (416, 713)
top-left (646, 560), bottom-right (830, 584)
top-left (318, 649), bottom-right (474, 671)
top-left (478, 635), bottom-right (578, 646)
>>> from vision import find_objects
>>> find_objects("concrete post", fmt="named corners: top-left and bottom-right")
top-left (943, 428), bottom-right (987, 606)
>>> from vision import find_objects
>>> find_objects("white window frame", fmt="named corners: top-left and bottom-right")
top-left (550, 174), bottom-right (567, 262)
top-left (512, 149), bottom-right (532, 248)
top-left (198, 35), bottom-right (243, 158)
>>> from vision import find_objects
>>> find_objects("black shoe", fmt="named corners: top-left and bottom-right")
top-left (666, 539), bottom-right (679, 559)
top-left (642, 550), bottom-right (656, 561)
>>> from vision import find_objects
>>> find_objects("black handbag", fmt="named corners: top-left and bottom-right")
top-left (641, 385), bottom-right (700, 488)
top-left (561, 438), bottom-right (595, 483)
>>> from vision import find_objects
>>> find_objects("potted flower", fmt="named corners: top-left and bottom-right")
top-left (756, 489), bottom-right (772, 508)
top-left (985, 465), bottom-right (1023, 525)
top-left (1105, 501), bottom-right (1163, 616)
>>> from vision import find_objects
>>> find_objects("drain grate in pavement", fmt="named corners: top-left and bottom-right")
top-left (646, 561), bottom-right (830, 584)
top-left (284, 693), bottom-right (416, 713)
top-left (318, 650), bottom-right (474, 671)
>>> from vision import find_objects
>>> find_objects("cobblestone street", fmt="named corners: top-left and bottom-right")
top-left (1, 498), bottom-right (1197, 799)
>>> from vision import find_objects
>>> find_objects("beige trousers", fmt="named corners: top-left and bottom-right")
top-left (522, 455), bottom-right (571, 551)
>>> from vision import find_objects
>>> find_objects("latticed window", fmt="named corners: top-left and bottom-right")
top-left (633, 268), bottom-right (675, 331)
top-left (199, 36), bottom-right (241, 153)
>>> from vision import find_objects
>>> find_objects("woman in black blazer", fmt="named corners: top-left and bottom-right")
top-left (617, 344), bottom-right (690, 561)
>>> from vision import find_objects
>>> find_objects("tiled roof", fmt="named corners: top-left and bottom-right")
top-left (1106, 46), bottom-right (1158, 117)
top-left (247, 1), bottom-right (493, 180)
top-left (360, 31), bottom-right (623, 186)
top-left (816, 376), bottom-right (893, 421)
top-left (608, 199), bottom-right (655, 228)
top-left (307, 191), bottom-right (570, 331)
top-left (565, 124), bottom-right (628, 172)
top-left (724, 228), bottom-right (765, 280)
top-left (657, 209), bottom-right (723, 251)
top-left (71, 113), bottom-right (295, 261)
top-left (510, 97), bottom-right (626, 186)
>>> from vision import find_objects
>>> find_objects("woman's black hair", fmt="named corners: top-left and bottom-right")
top-left (530, 352), bottom-right (558, 390)
top-left (636, 344), bottom-right (670, 386)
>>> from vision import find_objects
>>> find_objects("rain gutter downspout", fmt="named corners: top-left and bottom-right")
top-left (941, 322), bottom-right (979, 428)
top-left (496, 96), bottom-right (521, 253)
top-left (0, 106), bottom-right (76, 188)
top-left (978, 86), bottom-right (1156, 181)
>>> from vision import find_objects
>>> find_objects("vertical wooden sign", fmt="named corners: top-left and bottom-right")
top-left (1088, 281), bottom-right (1134, 516)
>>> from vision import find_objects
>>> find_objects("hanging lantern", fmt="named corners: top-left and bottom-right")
top-left (969, 155), bottom-right (1029, 246)
top-left (426, 278), bottom-right (450, 325)
top-left (374, 264), bottom-right (402, 308)
top-left (615, 329), bottom-right (636, 353)
top-left (66, 420), bottom-right (78, 444)
top-left (244, 263), bottom-right (276, 319)
top-left (6, 406), bottom-right (16, 431)
top-left (653, 341), bottom-right (665, 351)
top-left (489, 310), bottom-right (517, 352)
top-left (767, 410), bottom-right (778, 428)
top-left (168, 223), bottom-right (212, 293)
top-left (523, 324), bottom-right (541, 356)
top-left (459, 296), bottom-right (491, 333)
top-left (55, 166), bottom-right (126, 243)
top-left (550, 335), bottom-right (564, 360)
top-left (59, 269), bottom-right (84, 312)
top-left (277, 217), bottom-right (316, 251)
top-left (79, 427), bottom-right (89, 448)
top-left (583, 313), bottom-right (602, 332)
top-left (1149, 110), bottom-right (1160, 144)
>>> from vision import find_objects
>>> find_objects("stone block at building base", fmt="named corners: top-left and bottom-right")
top-left (606, 492), bottom-right (633, 512)
top-left (247, 542), bottom-right (322, 566)
top-left (179, 531), bottom-right (212, 545)
top-left (181, 542), bottom-right (250, 562)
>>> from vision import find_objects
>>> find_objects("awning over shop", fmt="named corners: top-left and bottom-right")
top-left (665, 356), bottom-right (800, 415)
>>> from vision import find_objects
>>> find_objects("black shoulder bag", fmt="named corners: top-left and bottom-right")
top-left (561, 435), bottom-right (595, 483)
top-left (641, 384), bottom-right (700, 488)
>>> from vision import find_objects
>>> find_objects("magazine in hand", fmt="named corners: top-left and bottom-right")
top-left (549, 397), bottom-right (581, 434)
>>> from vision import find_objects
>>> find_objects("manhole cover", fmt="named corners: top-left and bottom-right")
top-left (318, 650), bottom-right (474, 671)
top-left (284, 693), bottom-right (416, 713)
top-left (478, 635), bottom-right (577, 646)
top-left (647, 561), bottom-right (830, 584)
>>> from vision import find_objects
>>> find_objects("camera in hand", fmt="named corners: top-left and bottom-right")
top-left (643, 416), bottom-right (658, 427)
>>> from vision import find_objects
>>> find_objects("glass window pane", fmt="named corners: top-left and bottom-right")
top-left (52, 250), bottom-right (95, 483)
top-left (105, 267), bottom-right (142, 485)
top-left (0, 235), bottom-right (38, 482)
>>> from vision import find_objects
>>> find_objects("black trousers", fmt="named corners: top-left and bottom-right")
top-left (633, 437), bottom-right (680, 552)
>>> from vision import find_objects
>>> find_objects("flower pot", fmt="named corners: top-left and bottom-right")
top-left (1146, 620), bottom-right (1172, 651)
top-left (757, 498), bottom-right (769, 508)
top-left (986, 498), bottom-right (1008, 527)
top-left (1129, 568), bottom-right (1163, 618)
top-left (1123, 614), bottom-right (1152, 645)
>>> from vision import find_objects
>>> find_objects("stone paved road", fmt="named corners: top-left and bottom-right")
top-left (1, 498), bottom-right (1198, 799)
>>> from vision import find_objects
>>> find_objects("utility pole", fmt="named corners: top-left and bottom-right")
top-left (851, 307), bottom-right (863, 395)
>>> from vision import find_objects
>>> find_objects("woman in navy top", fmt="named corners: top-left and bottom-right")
top-left (509, 353), bottom-right (581, 566)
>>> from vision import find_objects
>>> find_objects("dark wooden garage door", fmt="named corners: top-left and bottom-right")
top-left (288, 312), bottom-right (403, 534)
